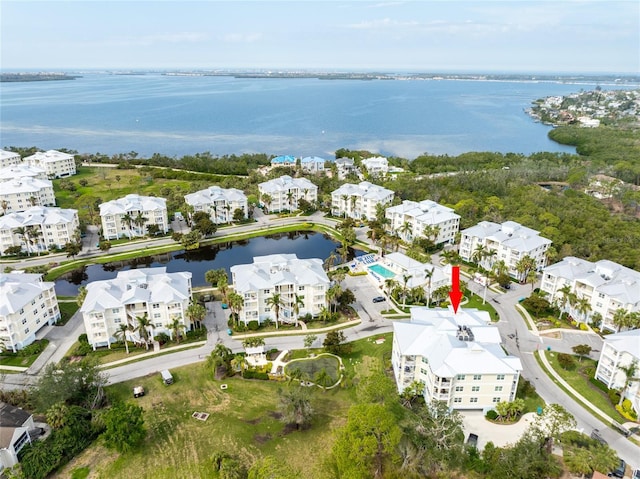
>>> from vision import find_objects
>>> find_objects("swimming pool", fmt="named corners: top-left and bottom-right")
top-left (368, 264), bottom-right (396, 279)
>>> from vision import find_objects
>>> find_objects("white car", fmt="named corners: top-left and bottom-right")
top-left (632, 469), bottom-right (640, 479)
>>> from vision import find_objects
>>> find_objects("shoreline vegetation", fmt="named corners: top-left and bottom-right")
top-left (2, 70), bottom-right (640, 83)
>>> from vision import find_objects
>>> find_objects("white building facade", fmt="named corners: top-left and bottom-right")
top-left (0, 150), bottom-right (21, 169)
top-left (392, 307), bottom-right (522, 410)
top-left (80, 268), bottom-right (193, 349)
top-left (23, 150), bottom-right (76, 178)
top-left (231, 254), bottom-right (329, 326)
top-left (100, 194), bottom-right (169, 240)
top-left (0, 206), bottom-right (79, 256)
top-left (595, 330), bottom-right (640, 414)
top-left (0, 178), bottom-right (56, 214)
top-left (540, 257), bottom-right (640, 332)
top-left (258, 175), bottom-right (318, 213)
top-left (0, 272), bottom-right (61, 352)
top-left (300, 156), bottom-right (326, 173)
top-left (386, 199), bottom-right (460, 245)
top-left (331, 181), bottom-right (394, 221)
top-left (459, 220), bottom-right (552, 279)
top-left (361, 156), bottom-right (388, 177)
top-left (185, 186), bottom-right (248, 224)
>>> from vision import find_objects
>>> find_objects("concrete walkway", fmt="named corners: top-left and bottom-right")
top-left (270, 349), bottom-right (289, 374)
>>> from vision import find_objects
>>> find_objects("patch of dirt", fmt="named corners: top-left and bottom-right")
top-left (268, 411), bottom-right (283, 420)
top-left (253, 432), bottom-right (272, 444)
top-left (280, 422), bottom-right (310, 436)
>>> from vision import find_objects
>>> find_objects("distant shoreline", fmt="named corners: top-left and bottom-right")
top-left (0, 73), bottom-right (81, 83)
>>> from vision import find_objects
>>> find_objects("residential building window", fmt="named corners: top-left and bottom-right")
top-left (470, 398), bottom-right (478, 403)
top-left (472, 386), bottom-right (480, 392)
top-left (24, 328), bottom-right (30, 334)
top-left (497, 374), bottom-right (505, 380)
top-left (420, 368), bottom-right (428, 375)
top-left (22, 318), bottom-right (27, 325)
top-left (473, 375), bottom-right (481, 380)
top-left (298, 286), bottom-right (305, 291)
top-left (421, 357), bottom-right (428, 364)
top-left (155, 322), bottom-right (162, 328)
top-left (456, 374), bottom-right (465, 380)
top-left (453, 398), bottom-right (462, 403)
top-left (153, 313), bottom-right (161, 319)
top-left (455, 386), bottom-right (463, 392)
top-left (153, 303), bottom-right (160, 309)
top-left (495, 386), bottom-right (503, 392)
top-left (112, 308), bottom-right (120, 314)
top-left (114, 318), bottom-right (121, 324)
top-left (263, 289), bottom-right (270, 294)
top-left (493, 397), bottom-right (501, 403)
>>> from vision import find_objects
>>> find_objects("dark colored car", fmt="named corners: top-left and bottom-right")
top-left (608, 458), bottom-right (626, 478)
top-left (372, 296), bottom-right (386, 303)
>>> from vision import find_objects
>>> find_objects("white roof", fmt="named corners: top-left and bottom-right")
top-left (258, 175), bottom-right (316, 194)
top-left (184, 186), bottom-right (246, 207)
top-left (0, 206), bottom-right (78, 230)
top-left (462, 220), bottom-right (551, 251)
top-left (80, 267), bottom-right (191, 313)
top-left (300, 156), bottom-right (326, 164)
top-left (0, 165), bottom-right (46, 182)
top-left (99, 194), bottom-right (167, 216)
top-left (602, 329), bottom-right (640, 359)
top-left (1, 177), bottom-right (53, 195)
top-left (0, 273), bottom-right (54, 316)
top-left (231, 254), bottom-right (329, 293)
top-left (386, 199), bottom-right (460, 224)
top-left (332, 181), bottom-right (394, 201)
top-left (0, 149), bottom-right (21, 162)
top-left (544, 256), bottom-right (640, 306)
top-left (393, 307), bottom-right (522, 377)
top-left (362, 156), bottom-right (388, 168)
top-left (384, 252), bottom-right (448, 288)
top-left (23, 149), bottom-right (74, 163)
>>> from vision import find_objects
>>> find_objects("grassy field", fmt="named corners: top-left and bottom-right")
top-left (284, 354), bottom-right (341, 384)
top-left (55, 335), bottom-right (393, 479)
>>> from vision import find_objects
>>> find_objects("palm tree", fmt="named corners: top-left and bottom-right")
top-left (314, 368), bottom-right (333, 391)
top-left (261, 193), bottom-right (272, 213)
top-left (401, 274), bottom-right (412, 308)
top-left (217, 276), bottom-right (229, 304)
top-left (324, 250), bottom-right (338, 271)
top-left (292, 293), bottom-right (305, 327)
top-left (242, 336), bottom-right (266, 348)
top-left (121, 213), bottom-right (134, 239)
top-left (135, 314), bottom-right (152, 349)
top-left (186, 302), bottom-right (206, 329)
top-left (114, 323), bottom-right (132, 354)
top-left (557, 284), bottom-right (573, 319)
top-left (515, 254), bottom-right (536, 284)
top-left (14, 227), bottom-right (29, 256)
top-left (76, 286), bottom-right (88, 307)
top-left (341, 194), bottom-right (349, 218)
top-left (441, 250), bottom-right (460, 265)
top-left (471, 243), bottom-right (486, 265)
top-left (286, 190), bottom-right (294, 212)
top-left (133, 212), bottom-right (146, 236)
top-left (266, 293), bottom-right (284, 330)
top-left (617, 360), bottom-right (638, 406)
top-left (205, 268), bottom-right (227, 289)
top-left (399, 221), bottom-right (412, 242)
top-left (575, 297), bottom-right (591, 323)
top-left (423, 224), bottom-right (441, 244)
top-left (169, 318), bottom-right (186, 343)
top-left (227, 291), bottom-right (244, 327)
top-left (384, 278), bottom-right (397, 302)
top-left (326, 283), bottom-right (342, 313)
top-left (612, 308), bottom-right (631, 331)
top-left (423, 267), bottom-right (434, 308)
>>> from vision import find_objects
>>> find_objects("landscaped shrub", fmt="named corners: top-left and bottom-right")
top-left (589, 377), bottom-right (609, 393)
top-left (78, 334), bottom-right (89, 344)
top-left (582, 366), bottom-right (596, 378)
top-left (608, 389), bottom-right (621, 405)
top-left (557, 353), bottom-right (576, 370)
top-left (578, 323), bottom-right (588, 331)
top-left (242, 370), bottom-right (269, 380)
top-left (186, 326), bottom-right (207, 340)
top-left (17, 339), bottom-right (49, 357)
top-left (155, 332), bottom-right (170, 345)
top-left (247, 321), bottom-right (260, 331)
top-left (486, 410), bottom-right (498, 420)
top-left (73, 341), bottom-right (93, 356)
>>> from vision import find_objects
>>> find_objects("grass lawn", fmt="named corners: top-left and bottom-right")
top-left (57, 301), bottom-right (80, 325)
top-left (54, 336), bottom-right (393, 479)
top-left (539, 352), bottom-right (625, 424)
top-left (0, 339), bottom-right (49, 367)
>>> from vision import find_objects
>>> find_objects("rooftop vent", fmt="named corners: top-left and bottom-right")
top-left (456, 325), bottom-right (474, 342)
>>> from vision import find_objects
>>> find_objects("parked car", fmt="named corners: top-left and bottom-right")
top-left (133, 386), bottom-right (145, 398)
top-left (161, 369), bottom-right (174, 385)
top-left (372, 296), bottom-right (386, 303)
top-left (632, 469), bottom-right (640, 479)
top-left (608, 458), bottom-right (626, 478)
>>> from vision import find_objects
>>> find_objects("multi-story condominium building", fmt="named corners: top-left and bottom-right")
top-left (0, 206), bottom-right (79, 256)
top-left (541, 256), bottom-right (640, 332)
top-left (184, 186), bottom-right (248, 224)
top-left (361, 156), bottom-right (388, 177)
top-left (0, 149), bottom-right (21, 169)
top-left (0, 164), bottom-right (48, 183)
top-left (595, 329), bottom-right (640, 414)
top-left (335, 157), bottom-right (356, 179)
top-left (80, 268), bottom-right (193, 349)
top-left (392, 307), bottom-right (522, 410)
top-left (258, 175), bottom-right (318, 213)
top-left (300, 156), bottom-right (326, 173)
top-left (99, 194), bottom-right (169, 240)
top-left (0, 403), bottom-right (37, 472)
top-left (386, 199), bottom-right (460, 246)
top-left (459, 220), bottom-right (552, 279)
top-left (0, 272), bottom-right (61, 353)
top-left (23, 150), bottom-right (76, 178)
top-left (373, 252), bottom-right (450, 299)
top-left (331, 181), bottom-right (394, 221)
top-left (231, 254), bottom-right (329, 326)
top-left (0, 178), bottom-right (56, 215)
top-left (270, 155), bottom-right (296, 168)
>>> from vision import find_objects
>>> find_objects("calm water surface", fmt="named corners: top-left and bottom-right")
top-left (55, 231), bottom-right (358, 296)
top-left (0, 73), bottom-right (612, 159)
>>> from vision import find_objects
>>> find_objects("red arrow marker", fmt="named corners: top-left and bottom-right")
top-left (449, 265), bottom-right (463, 313)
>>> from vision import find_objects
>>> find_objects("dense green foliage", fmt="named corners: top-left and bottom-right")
top-left (102, 402), bottom-right (146, 453)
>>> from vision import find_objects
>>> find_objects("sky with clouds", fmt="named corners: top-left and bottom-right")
top-left (2, 1), bottom-right (638, 73)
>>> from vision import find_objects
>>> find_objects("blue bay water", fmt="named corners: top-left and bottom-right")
top-left (0, 73), bottom-right (618, 158)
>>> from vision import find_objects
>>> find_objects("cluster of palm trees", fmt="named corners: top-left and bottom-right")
top-left (120, 211), bottom-right (147, 239)
top-left (13, 225), bottom-right (44, 256)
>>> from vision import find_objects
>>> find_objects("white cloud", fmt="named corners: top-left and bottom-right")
top-left (344, 18), bottom-right (419, 29)
top-left (106, 32), bottom-right (209, 47)
top-left (222, 33), bottom-right (263, 43)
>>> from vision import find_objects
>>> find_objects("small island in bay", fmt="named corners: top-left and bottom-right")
top-left (0, 72), bottom-right (81, 82)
